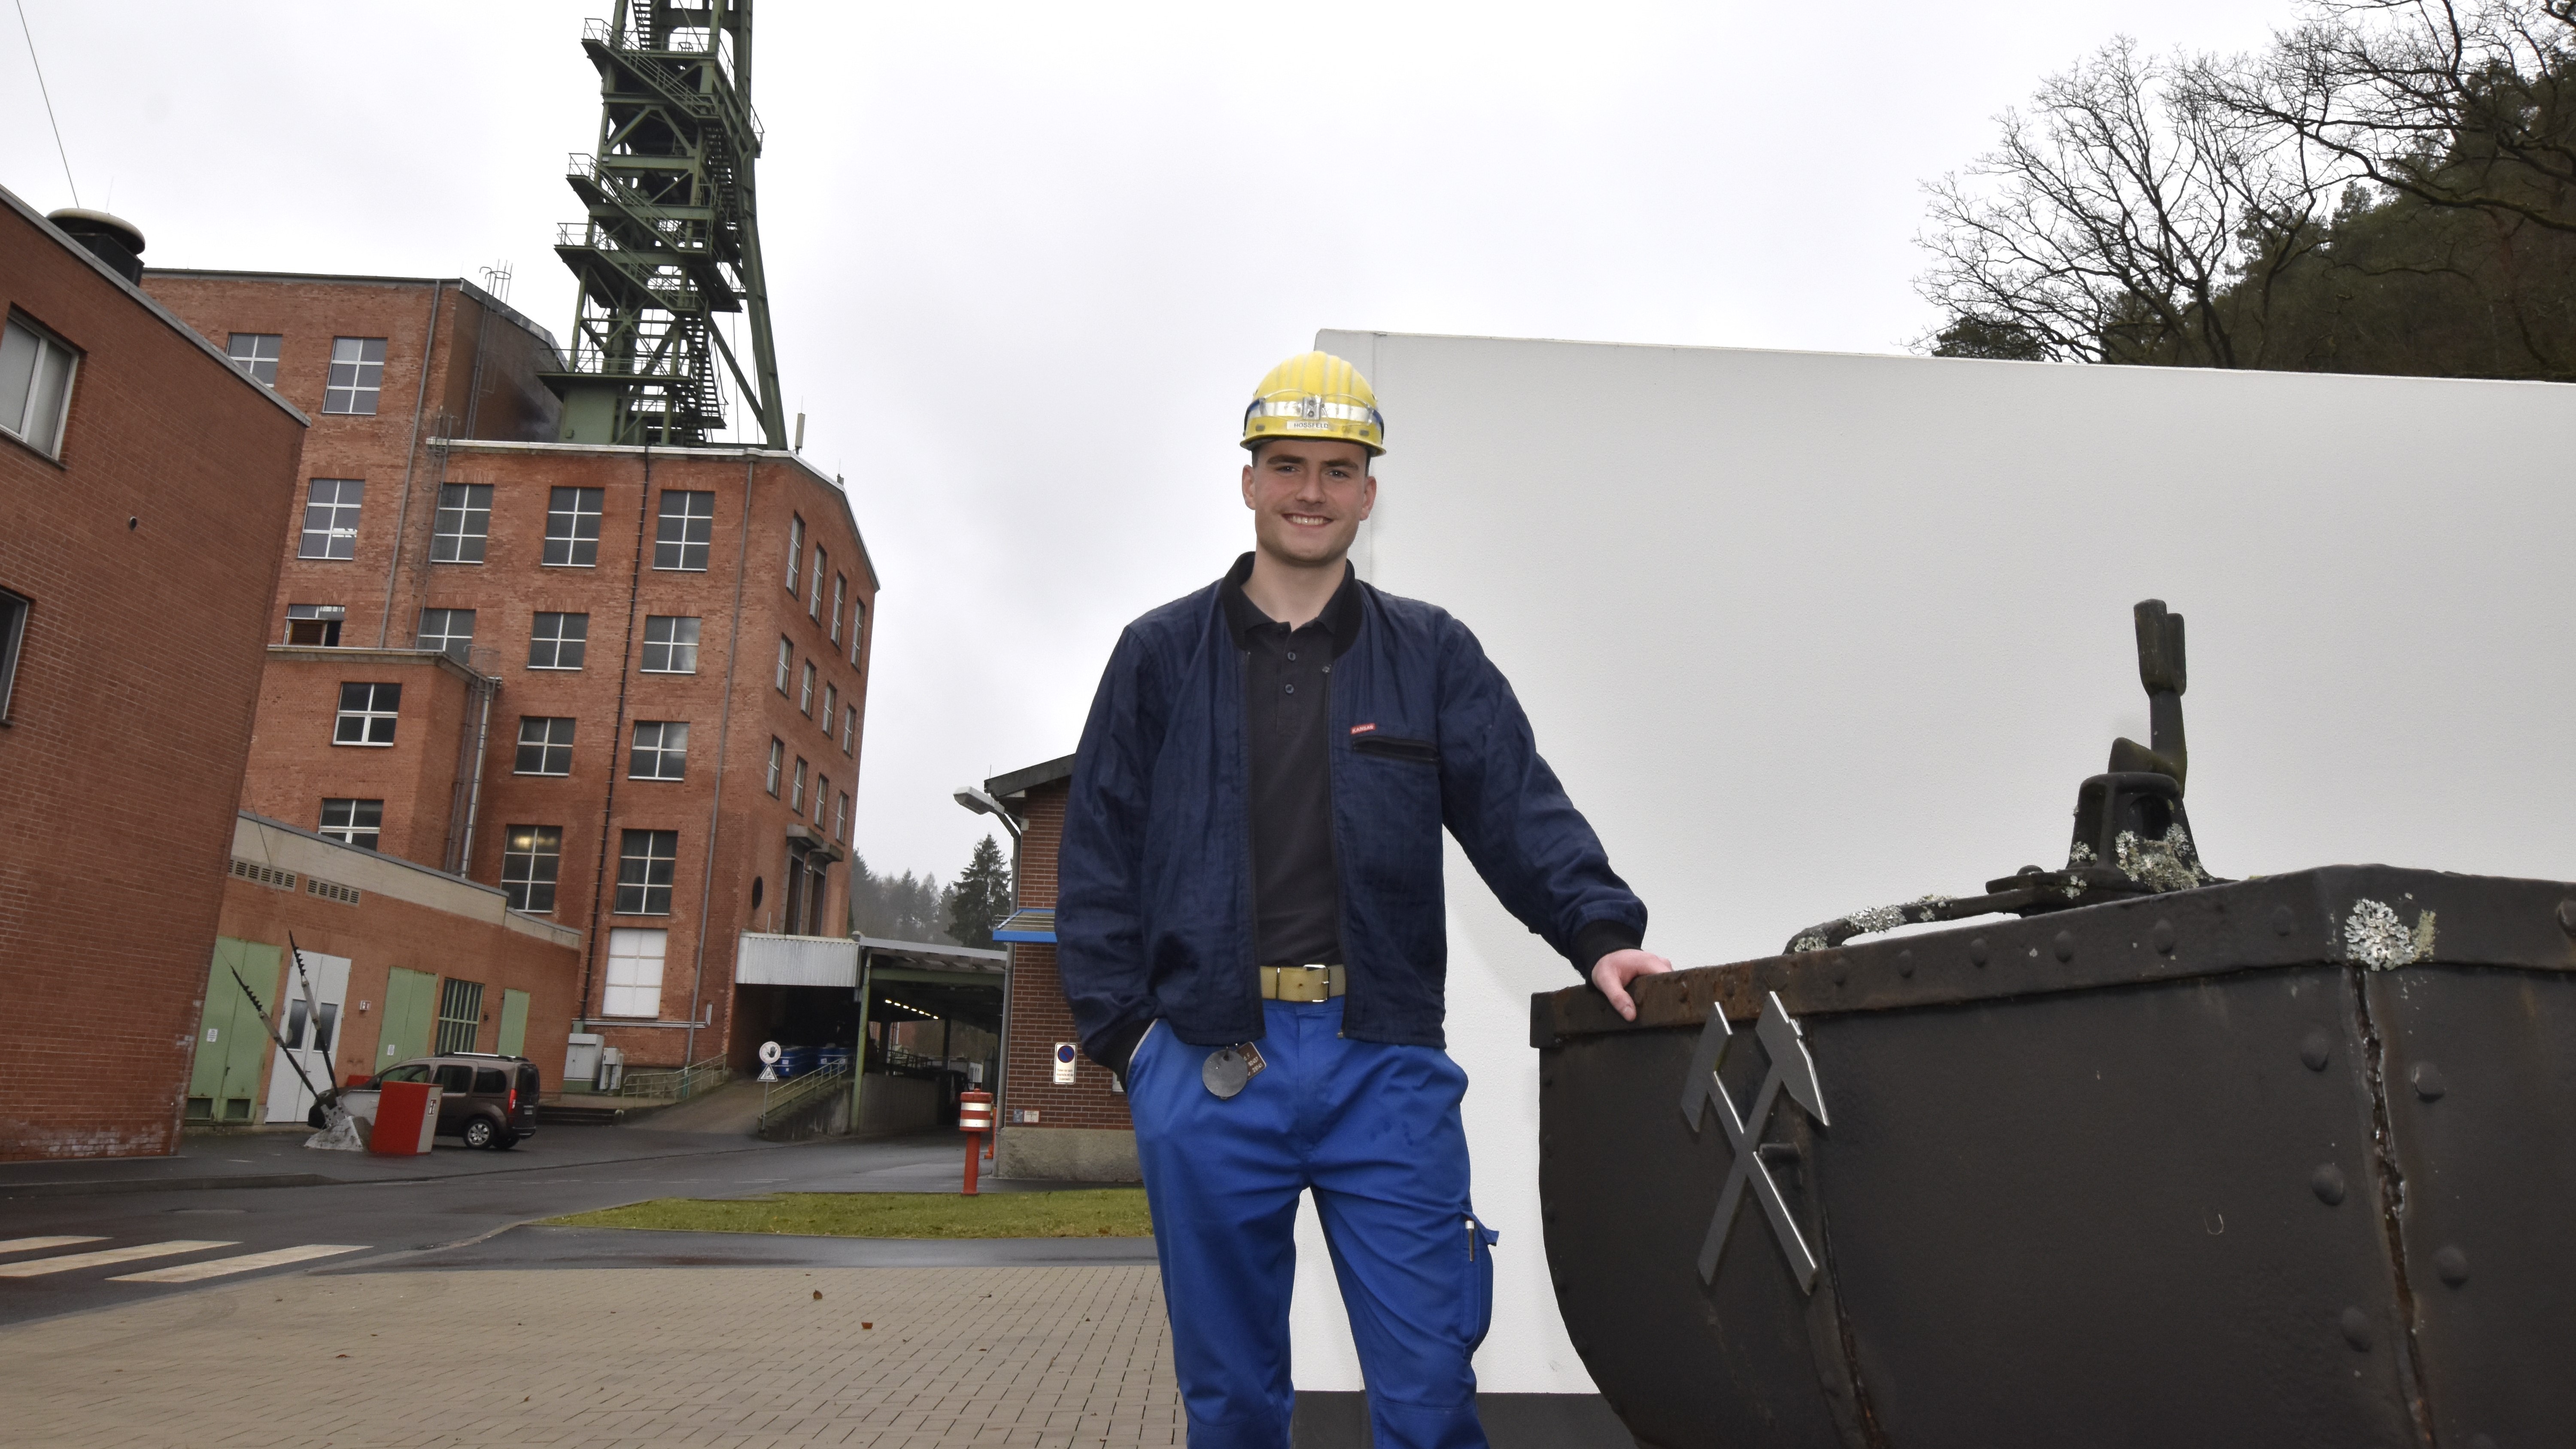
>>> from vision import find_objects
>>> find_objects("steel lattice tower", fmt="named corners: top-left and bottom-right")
top-left (547, 0), bottom-right (786, 447)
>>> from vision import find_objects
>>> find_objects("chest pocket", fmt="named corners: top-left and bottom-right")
top-left (1350, 734), bottom-right (1438, 766)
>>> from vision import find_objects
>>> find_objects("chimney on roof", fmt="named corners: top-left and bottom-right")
top-left (48, 208), bottom-right (146, 284)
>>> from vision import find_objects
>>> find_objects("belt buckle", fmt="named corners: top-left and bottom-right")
top-left (1283, 966), bottom-right (1326, 1003)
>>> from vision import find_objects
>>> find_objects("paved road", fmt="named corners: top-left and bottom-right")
top-left (0, 1122), bottom-right (1082, 1327)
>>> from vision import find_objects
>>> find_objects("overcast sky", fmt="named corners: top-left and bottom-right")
top-left (4, 0), bottom-right (2306, 884)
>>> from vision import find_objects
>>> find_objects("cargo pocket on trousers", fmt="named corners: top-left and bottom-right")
top-left (1461, 1212), bottom-right (1500, 1352)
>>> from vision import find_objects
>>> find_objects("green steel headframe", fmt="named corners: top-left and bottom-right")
top-left (546, 0), bottom-right (786, 447)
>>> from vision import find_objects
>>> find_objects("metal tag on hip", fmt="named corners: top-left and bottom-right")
top-left (1202, 1043), bottom-right (1267, 1099)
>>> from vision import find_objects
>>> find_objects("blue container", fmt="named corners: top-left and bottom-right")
top-left (817, 1046), bottom-right (852, 1075)
top-left (775, 1045), bottom-right (820, 1079)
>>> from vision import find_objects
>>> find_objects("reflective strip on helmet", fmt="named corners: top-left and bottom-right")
top-left (1248, 399), bottom-right (1378, 424)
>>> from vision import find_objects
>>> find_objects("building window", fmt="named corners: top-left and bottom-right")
top-left (766, 738), bottom-right (783, 796)
top-left (835, 791), bottom-right (850, 844)
top-left (284, 603), bottom-right (344, 647)
top-left (654, 490), bottom-right (714, 571)
top-left (431, 483), bottom-right (492, 563)
top-left (319, 798), bottom-right (383, 850)
top-left (799, 660), bottom-right (815, 716)
top-left (640, 615), bottom-right (700, 674)
top-left (791, 757), bottom-right (808, 813)
top-left (850, 599), bottom-right (866, 666)
top-left (529, 612), bottom-right (589, 669)
top-left (0, 588), bottom-right (27, 722)
top-left (298, 479), bottom-right (365, 559)
top-left (322, 337), bottom-right (386, 415)
top-left (774, 636), bottom-right (792, 693)
top-left (841, 703), bottom-right (855, 755)
top-left (809, 547), bottom-right (827, 619)
top-left (514, 716), bottom-right (575, 775)
top-left (616, 829), bottom-right (679, 915)
top-left (786, 514), bottom-right (803, 592)
top-left (816, 773), bottom-right (830, 823)
top-left (630, 720), bottom-right (689, 780)
top-left (416, 607), bottom-right (475, 663)
top-left (501, 825), bottom-right (562, 913)
top-left (332, 682), bottom-right (401, 746)
top-left (434, 978), bottom-right (485, 1055)
top-left (830, 575), bottom-right (846, 643)
top-left (0, 313), bottom-right (79, 458)
top-left (543, 487), bottom-right (603, 567)
top-left (226, 333), bottom-right (282, 387)
top-left (604, 927), bottom-right (666, 1018)
top-left (821, 683), bottom-right (836, 735)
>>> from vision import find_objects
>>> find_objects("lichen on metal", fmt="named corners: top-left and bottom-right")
top-left (2344, 899), bottom-right (2437, 969)
top-left (2112, 823), bottom-right (2213, 893)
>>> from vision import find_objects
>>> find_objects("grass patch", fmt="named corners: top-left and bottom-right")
top-left (541, 1189), bottom-right (1153, 1239)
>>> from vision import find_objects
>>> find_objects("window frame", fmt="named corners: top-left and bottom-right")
top-left (501, 825), bottom-right (563, 914)
top-left (603, 927), bottom-right (667, 1018)
top-left (653, 489), bottom-right (715, 571)
top-left (615, 829), bottom-right (680, 916)
top-left (528, 612), bottom-right (590, 671)
top-left (791, 756), bottom-right (808, 813)
top-left (513, 716), bottom-right (576, 777)
top-left (298, 479), bottom-right (366, 561)
top-left (766, 738), bottom-right (783, 796)
top-left (430, 483), bottom-right (492, 564)
top-left (0, 312), bottom-right (80, 459)
top-left (225, 333), bottom-right (282, 388)
top-left (841, 703), bottom-right (855, 755)
top-left (284, 604), bottom-right (344, 647)
top-left (629, 720), bottom-right (690, 781)
top-left (321, 336), bottom-right (386, 416)
top-left (0, 588), bottom-right (30, 721)
top-left (809, 546), bottom-right (827, 620)
top-left (319, 797), bottom-right (384, 850)
top-left (774, 636), bottom-right (792, 693)
top-left (640, 614), bottom-right (702, 674)
top-left (835, 791), bottom-right (850, 844)
top-left (785, 515), bottom-right (804, 592)
top-left (416, 606), bottom-right (475, 664)
top-left (542, 486), bottom-right (605, 568)
top-left (830, 575), bottom-right (846, 643)
top-left (850, 599), bottom-right (866, 666)
top-left (821, 682), bottom-right (836, 736)
top-left (799, 660), bottom-right (815, 717)
top-left (331, 681), bottom-right (401, 747)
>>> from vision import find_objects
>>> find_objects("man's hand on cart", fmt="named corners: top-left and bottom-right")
top-left (1591, 948), bottom-right (1674, 1021)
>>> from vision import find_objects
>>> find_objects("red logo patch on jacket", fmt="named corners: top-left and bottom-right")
top-left (1349, 723), bottom-right (1376, 735)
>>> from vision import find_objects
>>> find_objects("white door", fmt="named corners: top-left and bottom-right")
top-left (264, 951), bottom-right (351, 1122)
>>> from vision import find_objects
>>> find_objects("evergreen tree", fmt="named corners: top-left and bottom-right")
top-left (942, 834), bottom-right (1014, 950)
top-left (847, 853), bottom-right (952, 942)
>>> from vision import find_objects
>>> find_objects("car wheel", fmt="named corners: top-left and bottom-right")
top-left (461, 1117), bottom-right (497, 1149)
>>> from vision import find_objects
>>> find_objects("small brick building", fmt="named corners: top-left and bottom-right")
top-left (984, 755), bottom-right (1141, 1181)
top-left (0, 191), bottom-right (310, 1158)
top-left (204, 814), bottom-right (582, 1126)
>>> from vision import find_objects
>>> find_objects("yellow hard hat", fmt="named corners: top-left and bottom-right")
top-left (1241, 350), bottom-right (1385, 456)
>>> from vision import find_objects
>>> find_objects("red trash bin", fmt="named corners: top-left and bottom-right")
top-left (369, 1082), bottom-right (442, 1155)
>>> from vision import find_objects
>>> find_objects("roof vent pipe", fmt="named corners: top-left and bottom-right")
top-left (47, 208), bottom-right (146, 284)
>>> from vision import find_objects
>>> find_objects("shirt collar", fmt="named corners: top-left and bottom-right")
top-left (1220, 552), bottom-right (1364, 658)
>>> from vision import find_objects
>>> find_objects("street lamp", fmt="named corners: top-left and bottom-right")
top-left (952, 785), bottom-right (1022, 842)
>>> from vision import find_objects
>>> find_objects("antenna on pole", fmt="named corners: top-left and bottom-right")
top-left (544, 0), bottom-right (787, 448)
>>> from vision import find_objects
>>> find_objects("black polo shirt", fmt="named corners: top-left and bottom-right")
top-left (1221, 553), bottom-right (1364, 967)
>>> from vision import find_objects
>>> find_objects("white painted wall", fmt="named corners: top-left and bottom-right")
top-left (1285, 328), bottom-right (2576, 1394)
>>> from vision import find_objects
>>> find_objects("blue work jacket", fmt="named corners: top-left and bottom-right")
top-left (1057, 556), bottom-right (1646, 1063)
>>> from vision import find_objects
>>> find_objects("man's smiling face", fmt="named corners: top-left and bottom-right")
top-left (1241, 439), bottom-right (1376, 569)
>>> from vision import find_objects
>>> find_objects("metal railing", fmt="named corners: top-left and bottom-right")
top-left (757, 1063), bottom-right (850, 1134)
top-left (617, 1055), bottom-right (730, 1101)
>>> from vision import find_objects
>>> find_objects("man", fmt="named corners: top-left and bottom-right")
top-left (1059, 350), bottom-right (1670, 1449)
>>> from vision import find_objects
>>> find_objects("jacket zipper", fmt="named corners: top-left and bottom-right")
top-left (1237, 644), bottom-right (1262, 1030)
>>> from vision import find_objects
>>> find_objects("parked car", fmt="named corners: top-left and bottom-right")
top-left (310, 1053), bottom-right (541, 1148)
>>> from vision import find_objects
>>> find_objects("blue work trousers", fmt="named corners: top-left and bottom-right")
top-left (1128, 997), bottom-right (1498, 1449)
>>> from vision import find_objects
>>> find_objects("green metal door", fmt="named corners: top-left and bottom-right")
top-left (497, 989), bottom-right (531, 1058)
top-left (190, 939), bottom-right (282, 1122)
top-left (379, 967), bottom-right (438, 1066)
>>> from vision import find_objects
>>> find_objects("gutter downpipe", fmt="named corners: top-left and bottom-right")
top-left (456, 675), bottom-right (496, 879)
top-left (378, 280), bottom-right (446, 646)
top-left (684, 448), bottom-right (758, 1064)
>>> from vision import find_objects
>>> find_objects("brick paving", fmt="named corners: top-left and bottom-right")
top-left (0, 1265), bottom-right (1182, 1447)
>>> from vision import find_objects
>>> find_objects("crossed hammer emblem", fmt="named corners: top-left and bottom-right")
top-left (1677, 990), bottom-right (1829, 1293)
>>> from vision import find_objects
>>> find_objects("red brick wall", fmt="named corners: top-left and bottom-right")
top-left (239, 650), bottom-right (474, 867)
top-left (0, 207), bottom-right (308, 1159)
top-left (216, 862), bottom-right (583, 1094)
top-left (1003, 780), bottom-right (1134, 1129)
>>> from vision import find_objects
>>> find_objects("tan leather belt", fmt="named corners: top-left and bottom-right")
top-left (1260, 964), bottom-right (1345, 1002)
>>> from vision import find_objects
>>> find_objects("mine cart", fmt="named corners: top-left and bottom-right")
top-left (1532, 603), bottom-right (2576, 1449)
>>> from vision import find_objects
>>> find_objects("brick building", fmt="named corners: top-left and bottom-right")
top-left (982, 755), bottom-right (1141, 1181)
top-left (203, 814), bottom-right (583, 1126)
top-left (0, 191), bottom-right (309, 1159)
top-left (146, 270), bottom-right (880, 1078)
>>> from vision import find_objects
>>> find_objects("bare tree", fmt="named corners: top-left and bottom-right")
top-left (2195, 0), bottom-right (2576, 234)
top-left (1914, 39), bottom-right (2329, 365)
